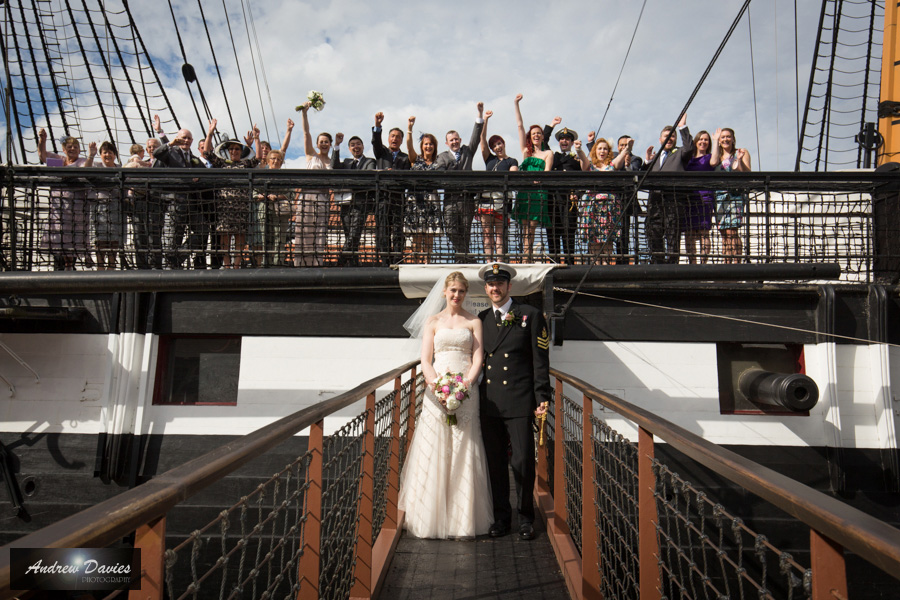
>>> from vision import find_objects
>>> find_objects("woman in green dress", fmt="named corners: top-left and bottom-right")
top-left (512, 94), bottom-right (553, 262)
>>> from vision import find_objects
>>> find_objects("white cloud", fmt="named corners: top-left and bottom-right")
top-left (4, 0), bottom-right (833, 170)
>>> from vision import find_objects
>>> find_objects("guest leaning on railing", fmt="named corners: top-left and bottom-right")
top-left (203, 119), bottom-right (262, 269)
top-left (479, 109), bottom-right (518, 263)
top-left (683, 130), bottom-right (715, 265)
top-left (251, 119), bottom-right (294, 267)
top-left (256, 150), bottom-right (294, 267)
top-left (404, 117), bottom-right (442, 264)
top-left (711, 127), bottom-right (752, 264)
top-left (91, 142), bottom-right (125, 270)
top-left (579, 137), bottom-right (627, 265)
top-left (37, 128), bottom-right (95, 271)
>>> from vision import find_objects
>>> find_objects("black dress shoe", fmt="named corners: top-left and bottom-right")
top-left (518, 522), bottom-right (535, 540)
top-left (489, 522), bottom-right (510, 538)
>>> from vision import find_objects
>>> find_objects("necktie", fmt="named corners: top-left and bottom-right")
top-left (352, 159), bottom-right (359, 169)
top-left (494, 309), bottom-right (502, 325)
top-left (454, 150), bottom-right (461, 163)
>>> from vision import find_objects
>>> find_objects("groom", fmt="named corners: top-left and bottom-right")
top-left (478, 263), bottom-right (552, 540)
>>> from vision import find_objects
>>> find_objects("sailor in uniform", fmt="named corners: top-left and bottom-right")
top-left (478, 263), bottom-right (552, 540)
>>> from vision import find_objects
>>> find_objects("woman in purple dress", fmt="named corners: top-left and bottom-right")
top-left (683, 130), bottom-right (715, 264)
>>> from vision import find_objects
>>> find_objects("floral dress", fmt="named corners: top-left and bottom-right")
top-left (204, 152), bottom-right (261, 234)
top-left (404, 158), bottom-right (442, 234)
top-left (715, 155), bottom-right (746, 231)
top-left (579, 164), bottom-right (621, 245)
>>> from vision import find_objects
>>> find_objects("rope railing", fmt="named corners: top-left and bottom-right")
top-left (0, 359), bottom-right (423, 600)
top-left (539, 367), bottom-right (900, 600)
top-left (1, 167), bottom-right (897, 280)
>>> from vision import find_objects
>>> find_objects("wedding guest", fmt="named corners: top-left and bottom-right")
top-left (251, 119), bottom-right (294, 266)
top-left (644, 114), bottom-right (694, 264)
top-left (404, 117), bottom-right (442, 263)
top-left (37, 128), bottom-right (94, 270)
top-left (512, 94), bottom-right (553, 262)
top-left (193, 137), bottom-right (220, 270)
top-left (203, 119), bottom-right (261, 268)
top-left (331, 133), bottom-right (376, 266)
top-left (542, 119), bottom-right (590, 263)
top-left (683, 130), bottom-right (715, 264)
top-left (479, 108), bottom-right (518, 261)
top-left (371, 112), bottom-right (410, 266)
top-left (92, 142), bottom-right (124, 270)
top-left (125, 143), bottom-right (150, 168)
top-left (153, 124), bottom-right (207, 269)
top-left (435, 102), bottom-right (485, 262)
top-left (294, 101), bottom-right (332, 267)
top-left (711, 127), bottom-right (752, 264)
top-left (580, 137), bottom-right (628, 264)
top-left (127, 136), bottom-right (162, 269)
top-left (257, 150), bottom-right (293, 266)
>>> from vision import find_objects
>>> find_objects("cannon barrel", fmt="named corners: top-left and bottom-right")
top-left (738, 368), bottom-right (819, 411)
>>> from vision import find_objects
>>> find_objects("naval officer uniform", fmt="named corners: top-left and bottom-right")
top-left (478, 263), bottom-right (552, 539)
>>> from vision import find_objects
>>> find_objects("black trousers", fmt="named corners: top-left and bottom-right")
top-left (480, 414), bottom-right (535, 526)
top-left (546, 193), bottom-right (578, 261)
top-left (339, 193), bottom-right (375, 266)
top-left (375, 191), bottom-right (404, 266)
top-left (443, 194), bottom-right (474, 261)
top-left (646, 192), bottom-right (683, 264)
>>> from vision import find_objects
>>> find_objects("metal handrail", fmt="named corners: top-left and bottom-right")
top-left (549, 367), bottom-right (900, 582)
top-left (0, 359), bottom-right (420, 597)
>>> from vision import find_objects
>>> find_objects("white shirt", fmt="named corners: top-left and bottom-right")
top-left (492, 297), bottom-right (514, 319)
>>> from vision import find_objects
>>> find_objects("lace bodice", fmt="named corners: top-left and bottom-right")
top-left (433, 327), bottom-right (474, 358)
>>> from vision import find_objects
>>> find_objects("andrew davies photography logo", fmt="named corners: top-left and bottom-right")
top-left (10, 548), bottom-right (141, 591)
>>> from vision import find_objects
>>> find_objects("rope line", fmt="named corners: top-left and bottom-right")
top-left (197, 0), bottom-right (238, 139)
top-left (240, 0), bottom-right (270, 142)
top-left (554, 287), bottom-right (900, 349)
top-left (592, 0), bottom-right (647, 138)
top-left (222, 0), bottom-right (254, 134)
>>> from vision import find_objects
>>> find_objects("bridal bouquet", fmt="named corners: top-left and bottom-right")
top-left (296, 90), bottom-right (326, 112)
top-left (433, 371), bottom-right (469, 426)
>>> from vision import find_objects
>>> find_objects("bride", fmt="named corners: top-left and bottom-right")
top-left (398, 271), bottom-right (494, 538)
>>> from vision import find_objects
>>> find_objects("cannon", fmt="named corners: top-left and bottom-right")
top-left (738, 368), bottom-right (819, 412)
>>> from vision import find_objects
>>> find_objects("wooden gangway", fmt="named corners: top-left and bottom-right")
top-left (1, 361), bottom-right (900, 599)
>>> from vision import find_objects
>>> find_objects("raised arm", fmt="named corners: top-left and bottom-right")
top-left (469, 102), bottom-right (485, 150)
top-left (252, 124), bottom-right (262, 160)
top-left (300, 102), bottom-right (315, 156)
top-left (515, 94), bottom-right (528, 155)
top-left (480, 110), bottom-right (493, 162)
top-left (204, 119), bottom-right (217, 157)
top-left (37, 128), bottom-right (48, 164)
top-left (280, 118), bottom-right (294, 154)
top-left (406, 116), bottom-right (419, 163)
top-left (610, 138), bottom-right (633, 170)
top-left (574, 140), bottom-right (591, 171)
top-left (83, 141), bottom-right (97, 167)
top-left (331, 132), bottom-right (344, 168)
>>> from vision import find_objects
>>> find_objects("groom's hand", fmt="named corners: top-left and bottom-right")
top-left (534, 402), bottom-right (548, 417)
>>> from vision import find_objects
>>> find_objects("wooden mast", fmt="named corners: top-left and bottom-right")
top-left (878, 0), bottom-right (900, 165)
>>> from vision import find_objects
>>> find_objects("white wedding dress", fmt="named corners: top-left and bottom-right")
top-left (398, 327), bottom-right (494, 538)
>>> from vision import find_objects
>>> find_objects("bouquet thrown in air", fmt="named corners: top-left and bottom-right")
top-left (296, 90), bottom-right (326, 112)
top-left (433, 371), bottom-right (469, 426)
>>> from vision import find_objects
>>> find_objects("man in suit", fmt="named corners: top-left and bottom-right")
top-left (372, 112), bottom-right (411, 266)
top-left (152, 127), bottom-right (207, 269)
top-left (644, 114), bottom-right (694, 264)
top-left (332, 133), bottom-right (376, 266)
top-left (478, 262), bottom-right (552, 540)
top-left (542, 121), bottom-right (590, 263)
top-left (436, 102), bottom-right (485, 261)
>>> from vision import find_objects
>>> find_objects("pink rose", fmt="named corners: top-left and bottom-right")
top-left (441, 385), bottom-right (450, 394)
top-left (456, 391), bottom-right (465, 401)
top-left (455, 375), bottom-right (463, 382)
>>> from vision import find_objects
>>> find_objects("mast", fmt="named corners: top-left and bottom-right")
top-left (879, 0), bottom-right (900, 165)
